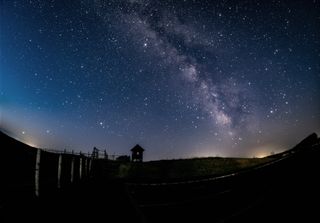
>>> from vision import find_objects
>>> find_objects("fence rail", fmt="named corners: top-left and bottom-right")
top-left (42, 148), bottom-right (128, 160)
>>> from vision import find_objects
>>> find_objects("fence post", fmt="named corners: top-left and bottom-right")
top-left (71, 156), bottom-right (74, 183)
top-left (79, 157), bottom-right (82, 180)
top-left (57, 154), bottom-right (62, 189)
top-left (35, 149), bottom-right (41, 197)
top-left (84, 158), bottom-right (88, 177)
top-left (89, 159), bottom-right (92, 175)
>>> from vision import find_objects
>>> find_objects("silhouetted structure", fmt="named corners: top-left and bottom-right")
top-left (104, 150), bottom-right (108, 159)
top-left (92, 147), bottom-right (99, 159)
top-left (116, 155), bottom-right (130, 162)
top-left (131, 144), bottom-right (145, 162)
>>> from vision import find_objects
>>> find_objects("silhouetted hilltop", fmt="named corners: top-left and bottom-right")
top-left (0, 130), bottom-right (36, 150)
top-left (0, 131), bottom-right (39, 208)
top-left (98, 133), bottom-right (319, 182)
top-left (114, 157), bottom-right (274, 181)
top-left (0, 130), bottom-right (38, 169)
top-left (266, 132), bottom-right (319, 159)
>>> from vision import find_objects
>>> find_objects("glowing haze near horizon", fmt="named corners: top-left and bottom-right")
top-left (1, 0), bottom-right (319, 160)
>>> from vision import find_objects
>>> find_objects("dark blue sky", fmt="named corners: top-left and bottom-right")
top-left (1, 0), bottom-right (319, 160)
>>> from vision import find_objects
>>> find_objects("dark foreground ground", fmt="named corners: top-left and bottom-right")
top-left (1, 134), bottom-right (320, 222)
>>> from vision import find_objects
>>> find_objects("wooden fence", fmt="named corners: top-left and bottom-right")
top-left (2, 147), bottom-right (93, 201)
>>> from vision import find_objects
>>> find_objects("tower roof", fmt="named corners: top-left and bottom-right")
top-left (131, 144), bottom-right (145, 152)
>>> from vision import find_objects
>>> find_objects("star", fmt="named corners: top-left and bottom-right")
top-left (0, 0), bottom-right (318, 160)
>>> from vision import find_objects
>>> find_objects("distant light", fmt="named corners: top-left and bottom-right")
top-left (26, 142), bottom-right (37, 148)
top-left (256, 154), bottom-right (266, 158)
top-left (22, 131), bottom-right (25, 135)
top-left (252, 144), bottom-right (280, 158)
top-left (23, 138), bottom-right (38, 148)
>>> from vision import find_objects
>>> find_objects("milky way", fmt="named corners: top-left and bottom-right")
top-left (95, 1), bottom-right (251, 129)
top-left (1, 0), bottom-right (319, 160)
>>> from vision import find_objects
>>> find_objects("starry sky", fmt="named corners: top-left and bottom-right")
top-left (1, 0), bottom-right (319, 160)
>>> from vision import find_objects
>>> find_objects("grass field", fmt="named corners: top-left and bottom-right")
top-left (116, 156), bottom-right (275, 181)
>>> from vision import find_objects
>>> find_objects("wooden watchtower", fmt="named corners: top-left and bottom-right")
top-left (131, 144), bottom-right (145, 162)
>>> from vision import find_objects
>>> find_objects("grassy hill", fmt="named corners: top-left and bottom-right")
top-left (116, 156), bottom-right (274, 181)
top-left (112, 133), bottom-right (319, 182)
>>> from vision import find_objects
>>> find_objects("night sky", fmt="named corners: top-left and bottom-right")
top-left (1, 0), bottom-right (319, 160)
